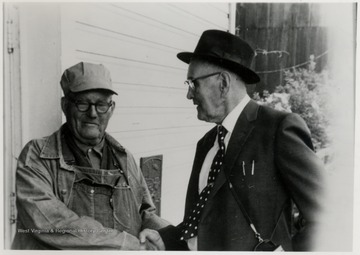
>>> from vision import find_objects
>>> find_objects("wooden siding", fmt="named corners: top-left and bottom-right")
top-left (236, 3), bottom-right (328, 94)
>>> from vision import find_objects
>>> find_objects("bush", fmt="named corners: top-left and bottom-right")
top-left (253, 55), bottom-right (332, 151)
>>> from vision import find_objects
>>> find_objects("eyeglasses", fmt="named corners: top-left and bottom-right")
top-left (184, 72), bottom-right (222, 90)
top-left (69, 99), bottom-right (114, 114)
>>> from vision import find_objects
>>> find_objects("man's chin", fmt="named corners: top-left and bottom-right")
top-left (79, 133), bottom-right (102, 145)
top-left (197, 112), bottom-right (208, 122)
top-left (197, 112), bottom-right (218, 123)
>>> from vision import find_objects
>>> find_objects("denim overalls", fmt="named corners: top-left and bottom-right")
top-left (62, 129), bottom-right (142, 237)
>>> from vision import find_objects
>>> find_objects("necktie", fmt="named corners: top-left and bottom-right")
top-left (180, 125), bottom-right (228, 240)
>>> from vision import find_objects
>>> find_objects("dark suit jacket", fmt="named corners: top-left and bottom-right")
top-left (160, 100), bottom-right (325, 251)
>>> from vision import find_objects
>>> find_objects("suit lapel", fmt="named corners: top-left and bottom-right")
top-left (209, 100), bottom-right (260, 199)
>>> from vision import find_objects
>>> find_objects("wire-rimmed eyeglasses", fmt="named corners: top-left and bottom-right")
top-left (69, 99), bottom-right (114, 114)
top-left (184, 72), bottom-right (222, 90)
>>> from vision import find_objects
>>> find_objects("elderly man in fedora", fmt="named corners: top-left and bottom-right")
top-left (12, 62), bottom-right (169, 250)
top-left (146, 30), bottom-right (325, 251)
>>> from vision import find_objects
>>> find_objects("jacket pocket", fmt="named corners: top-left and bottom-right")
top-left (57, 168), bottom-right (75, 206)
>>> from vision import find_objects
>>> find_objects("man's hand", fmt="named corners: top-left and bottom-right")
top-left (139, 228), bottom-right (165, 250)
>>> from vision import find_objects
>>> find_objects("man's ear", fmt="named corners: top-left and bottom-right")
top-left (219, 71), bottom-right (231, 96)
top-left (61, 97), bottom-right (67, 114)
top-left (109, 100), bottom-right (116, 118)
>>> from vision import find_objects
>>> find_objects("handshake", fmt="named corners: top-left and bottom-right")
top-left (139, 229), bottom-right (165, 251)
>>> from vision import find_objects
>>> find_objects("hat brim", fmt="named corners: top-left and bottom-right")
top-left (177, 52), bottom-right (260, 84)
top-left (71, 87), bottom-right (118, 96)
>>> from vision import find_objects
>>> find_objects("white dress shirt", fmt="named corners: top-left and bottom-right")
top-left (187, 94), bottom-right (251, 250)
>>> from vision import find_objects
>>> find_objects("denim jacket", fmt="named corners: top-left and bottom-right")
top-left (12, 126), bottom-right (169, 250)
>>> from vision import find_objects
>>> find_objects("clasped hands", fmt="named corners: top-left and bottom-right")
top-left (139, 228), bottom-right (165, 251)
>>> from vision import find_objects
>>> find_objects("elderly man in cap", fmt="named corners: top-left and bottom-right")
top-left (12, 62), bottom-right (168, 250)
top-left (151, 30), bottom-right (325, 251)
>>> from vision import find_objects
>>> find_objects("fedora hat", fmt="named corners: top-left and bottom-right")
top-left (177, 30), bottom-right (260, 84)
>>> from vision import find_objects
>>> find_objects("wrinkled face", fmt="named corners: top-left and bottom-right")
top-left (62, 90), bottom-right (115, 146)
top-left (186, 60), bottom-right (225, 123)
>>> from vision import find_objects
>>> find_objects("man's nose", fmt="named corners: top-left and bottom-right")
top-left (186, 87), bottom-right (194, 100)
top-left (87, 105), bottom-right (98, 118)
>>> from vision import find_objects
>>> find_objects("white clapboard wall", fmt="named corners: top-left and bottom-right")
top-left (60, 2), bottom-right (233, 223)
